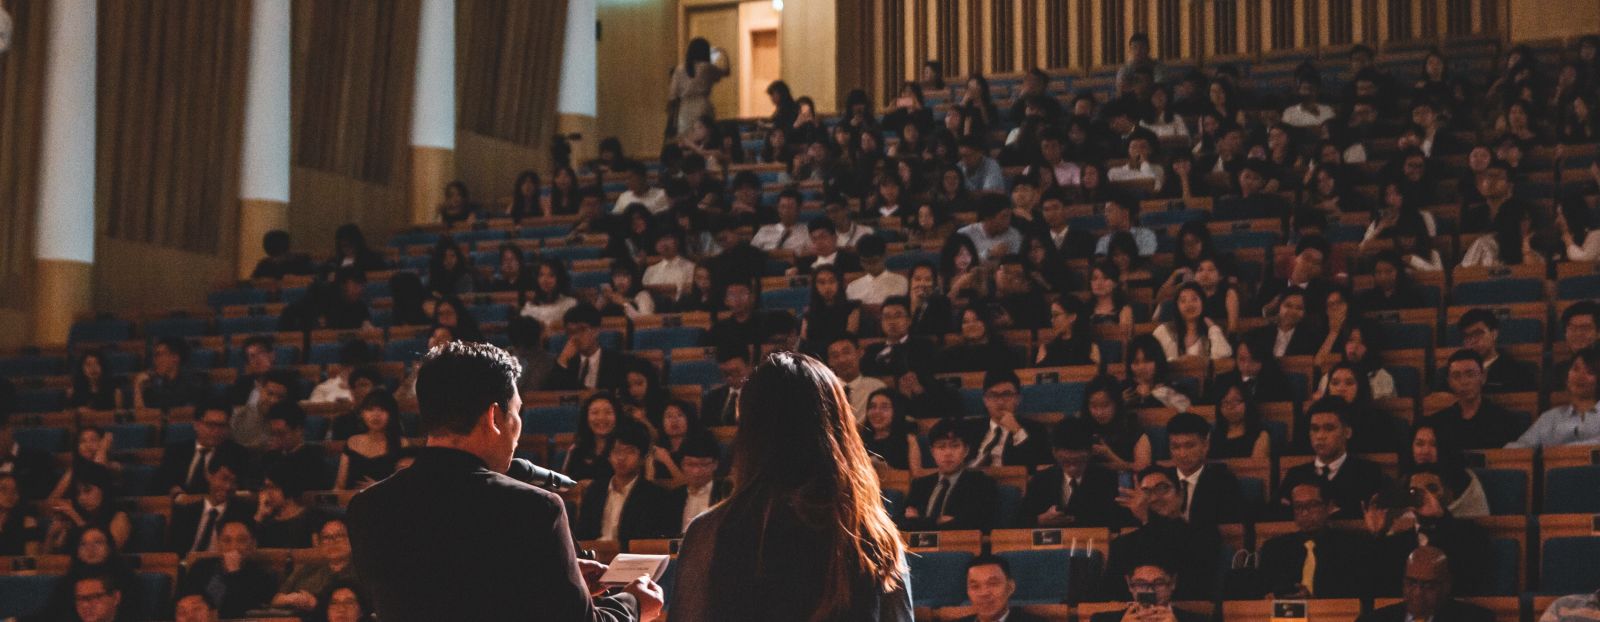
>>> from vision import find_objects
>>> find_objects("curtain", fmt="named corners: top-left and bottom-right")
top-left (97, 0), bottom-right (250, 254)
top-left (0, 0), bottom-right (47, 307)
top-left (293, 0), bottom-right (421, 184)
top-left (457, 0), bottom-right (568, 147)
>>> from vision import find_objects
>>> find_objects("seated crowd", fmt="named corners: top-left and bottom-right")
top-left (5, 32), bottom-right (1600, 622)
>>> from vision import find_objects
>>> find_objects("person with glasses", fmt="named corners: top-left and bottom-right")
top-left (1021, 419), bottom-right (1123, 528)
top-left (1088, 563), bottom-right (1210, 622)
top-left (1257, 478), bottom-right (1371, 598)
top-left (71, 573), bottom-right (126, 622)
top-left (901, 418), bottom-right (999, 532)
top-left (1454, 309), bottom-right (1538, 394)
top-left (271, 517), bottom-right (359, 613)
top-left (1102, 467), bottom-right (1222, 601)
top-left (317, 580), bottom-right (372, 622)
top-left (1422, 350), bottom-right (1526, 450)
top-left (257, 401), bottom-right (331, 492)
top-left (152, 402), bottom-right (251, 496)
top-left (1355, 546), bottom-right (1493, 622)
top-left (1364, 465), bottom-right (1495, 597)
top-left (176, 519), bottom-right (279, 618)
top-left (1508, 345), bottom-right (1600, 448)
top-left (967, 370), bottom-right (1050, 469)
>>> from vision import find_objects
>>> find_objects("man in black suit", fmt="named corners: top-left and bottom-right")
top-left (1254, 235), bottom-right (1333, 321)
top-left (168, 456), bottom-right (256, 555)
top-left (861, 297), bottom-right (939, 377)
top-left (347, 341), bottom-right (659, 621)
top-left (1248, 289), bottom-right (1326, 359)
top-left (553, 305), bottom-right (632, 392)
top-left (1088, 563), bottom-right (1211, 622)
top-left (224, 335), bottom-right (277, 407)
top-left (176, 519), bottom-right (279, 618)
top-left (1022, 419), bottom-right (1122, 528)
top-left (1460, 161), bottom-right (1526, 234)
top-left (1455, 309), bottom-right (1538, 394)
top-left (703, 281), bottom-right (769, 355)
top-left (901, 419), bottom-right (998, 531)
top-left (258, 402), bottom-right (332, 491)
top-left (1355, 546), bottom-right (1494, 622)
top-left (954, 555), bottom-right (1048, 622)
top-left (791, 217), bottom-right (863, 275)
top-left (967, 370), bottom-right (1051, 469)
top-left (1275, 398), bottom-right (1388, 520)
top-left (1038, 188), bottom-right (1098, 260)
top-left (575, 423), bottom-right (672, 543)
top-left (152, 404), bottom-right (253, 496)
top-left (1101, 467), bottom-right (1222, 602)
top-left (1258, 479), bottom-right (1371, 598)
top-left (699, 348), bottom-right (751, 426)
top-left (1546, 301), bottom-right (1600, 393)
top-left (1166, 413), bottom-right (1242, 526)
top-left (665, 436), bottom-right (729, 535)
top-left (1422, 350), bottom-right (1526, 449)
top-left (1366, 465), bottom-right (1495, 597)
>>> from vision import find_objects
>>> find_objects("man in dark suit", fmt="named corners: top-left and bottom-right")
top-left (1367, 465), bottom-right (1495, 597)
top-left (152, 404), bottom-right (253, 496)
top-left (1247, 289), bottom-right (1326, 359)
top-left (792, 217), bottom-right (863, 275)
top-left (224, 335), bottom-right (277, 407)
top-left (1455, 309), bottom-right (1538, 394)
top-left (703, 281), bottom-right (770, 355)
top-left (168, 456), bottom-right (256, 555)
top-left (347, 341), bottom-right (660, 621)
top-left (1355, 546), bottom-right (1494, 622)
top-left (1546, 301), bottom-right (1600, 393)
top-left (954, 555), bottom-right (1049, 622)
top-left (1088, 563), bottom-right (1211, 622)
top-left (575, 423), bottom-right (672, 543)
top-left (1254, 235), bottom-right (1333, 321)
top-left (860, 296), bottom-right (938, 377)
top-left (699, 348), bottom-right (751, 426)
top-left (1037, 188), bottom-right (1098, 260)
top-left (1258, 479), bottom-right (1371, 598)
top-left (1101, 467), bottom-right (1222, 602)
top-left (258, 402), bottom-right (332, 491)
top-left (552, 305), bottom-right (632, 392)
top-left (176, 519), bottom-right (279, 618)
top-left (1275, 398), bottom-right (1388, 520)
top-left (967, 370), bottom-right (1051, 469)
top-left (1022, 419), bottom-right (1122, 528)
top-left (901, 419), bottom-right (998, 531)
top-left (1166, 413), bottom-right (1242, 526)
top-left (665, 436), bottom-right (729, 535)
top-left (1422, 349), bottom-right (1526, 449)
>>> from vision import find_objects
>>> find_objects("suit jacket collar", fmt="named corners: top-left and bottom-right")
top-left (410, 447), bottom-right (492, 474)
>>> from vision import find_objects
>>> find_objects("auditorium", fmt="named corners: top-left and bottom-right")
top-left (1, 0), bottom-right (1599, 620)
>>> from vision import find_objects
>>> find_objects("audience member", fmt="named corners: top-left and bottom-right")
top-left (132, 337), bottom-right (208, 410)
top-left (168, 456), bottom-right (254, 555)
top-left (1079, 375), bottom-right (1153, 473)
top-left (955, 555), bottom-right (1048, 622)
top-left (967, 370), bottom-right (1050, 469)
top-left (1166, 413), bottom-right (1242, 526)
top-left (1510, 345), bottom-right (1600, 447)
top-left (563, 393), bottom-right (626, 482)
top-left (1208, 379), bottom-right (1272, 459)
top-left (177, 519), bottom-right (279, 618)
top-left (902, 419), bottom-right (998, 531)
top-left (575, 422), bottom-right (671, 542)
top-left (270, 517), bottom-right (358, 613)
top-left (860, 389), bottom-right (923, 471)
top-left (43, 463), bottom-right (130, 553)
top-left (553, 305), bottom-right (631, 392)
top-left (1022, 419), bottom-right (1122, 528)
top-left (1358, 546), bottom-right (1495, 622)
top-left (254, 463), bottom-right (319, 549)
top-left (1456, 308), bottom-right (1539, 393)
top-left (1424, 350), bottom-right (1527, 449)
top-left (1276, 398), bottom-right (1388, 520)
top-left (699, 349), bottom-right (751, 426)
top-left (1366, 465), bottom-right (1494, 596)
top-left (1102, 467), bottom-right (1222, 601)
top-left (959, 196), bottom-right (1025, 261)
top-left (1258, 479), bottom-right (1371, 598)
top-left (1089, 563), bottom-right (1211, 622)
top-left (1547, 300), bottom-right (1600, 392)
top-left (665, 435), bottom-right (728, 535)
top-left (152, 404), bottom-right (251, 496)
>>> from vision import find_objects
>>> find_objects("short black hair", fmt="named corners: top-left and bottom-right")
top-left (927, 418), bottom-right (968, 446)
top-left (266, 401), bottom-right (307, 429)
top-left (414, 341), bottom-right (523, 436)
top-left (777, 188), bottom-right (803, 204)
top-left (611, 420), bottom-right (653, 454)
top-left (348, 365), bottom-right (384, 389)
top-left (978, 194), bottom-right (1009, 219)
top-left (881, 295), bottom-right (911, 314)
top-left (1129, 32), bottom-right (1150, 45)
top-left (241, 335), bottom-right (275, 353)
top-left (679, 435), bottom-right (721, 460)
top-left (261, 369), bottom-right (300, 392)
top-left (1050, 418), bottom-right (1095, 450)
top-left (1137, 465), bottom-right (1175, 486)
top-left (1457, 308), bottom-right (1500, 333)
top-left (966, 554), bottom-right (1013, 578)
top-left (1288, 476), bottom-right (1335, 503)
top-left (1165, 412), bottom-right (1211, 437)
top-left (1446, 349), bottom-right (1484, 368)
top-left (337, 340), bottom-right (376, 366)
top-left (808, 216), bottom-right (834, 234)
top-left (1306, 396), bottom-right (1351, 425)
top-left (856, 234), bottom-right (887, 258)
top-left (563, 304), bottom-right (604, 328)
top-left (1562, 301), bottom-right (1600, 329)
top-left (1294, 234), bottom-right (1330, 258)
top-left (982, 369), bottom-right (1021, 392)
top-left (715, 346), bottom-right (750, 365)
top-left (958, 134), bottom-right (987, 151)
top-left (155, 337), bottom-right (191, 363)
top-left (262, 230), bottom-right (292, 256)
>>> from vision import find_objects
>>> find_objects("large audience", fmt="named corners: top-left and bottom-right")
top-left (3, 31), bottom-right (1600, 622)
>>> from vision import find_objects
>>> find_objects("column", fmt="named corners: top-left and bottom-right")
top-left (33, 0), bottom-right (96, 346)
top-left (237, 0), bottom-right (292, 279)
top-left (410, 0), bottom-right (455, 224)
top-left (557, 0), bottom-right (598, 163)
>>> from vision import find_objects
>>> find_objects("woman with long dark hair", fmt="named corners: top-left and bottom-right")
top-left (507, 170), bottom-right (543, 221)
top-left (67, 350), bottom-right (121, 411)
top-left (801, 265), bottom-right (861, 355)
top-left (1035, 297), bottom-right (1100, 367)
top-left (1078, 374), bottom-right (1152, 472)
top-left (1402, 423), bottom-right (1490, 518)
top-left (669, 352), bottom-right (911, 621)
top-left (43, 463), bottom-right (130, 552)
top-left (486, 243), bottom-right (531, 293)
top-left (766, 80), bottom-right (799, 132)
top-left (549, 166), bottom-right (583, 216)
top-left (1209, 379), bottom-right (1271, 459)
top-left (670, 38), bottom-right (726, 140)
top-left (935, 306), bottom-right (1021, 373)
top-left (859, 388), bottom-right (923, 471)
top-left (563, 392), bottom-right (626, 483)
top-left (1122, 334), bottom-right (1195, 411)
top-left (335, 392), bottom-right (406, 491)
top-left (426, 236), bottom-right (475, 296)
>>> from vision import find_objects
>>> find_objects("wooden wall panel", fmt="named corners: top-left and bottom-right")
top-left (0, 0), bottom-right (48, 311)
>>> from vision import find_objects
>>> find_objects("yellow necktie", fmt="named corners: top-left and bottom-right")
top-left (1301, 539), bottom-right (1317, 595)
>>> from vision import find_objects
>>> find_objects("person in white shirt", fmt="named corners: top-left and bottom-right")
top-left (1558, 198), bottom-right (1600, 262)
top-left (1107, 135), bottom-right (1164, 192)
top-left (1282, 77), bottom-right (1337, 129)
top-left (844, 235), bottom-right (907, 306)
top-left (611, 162), bottom-right (670, 215)
top-left (1152, 283), bottom-right (1233, 361)
top-left (577, 423), bottom-right (670, 542)
top-left (825, 200), bottom-right (874, 248)
top-left (1031, 129), bottom-right (1082, 188)
top-left (307, 341), bottom-right (377, 405)
top-left (1459, 207), bottom-right (1541, 268)
top-left (669, 437), bottom-right (727, 534)
top-left (825, 336), bottom-right (885, 422)
top-left (641, 233), bottom-right (697, 301)
top-left (957, 196), bottom-right (1024, 261)
top-left (749, 189), bottom-right (812, 255)
top-left (1094, 198), bottom-right (1158, 257)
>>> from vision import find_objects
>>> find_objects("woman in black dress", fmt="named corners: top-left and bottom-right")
top-left (858, 389), bottom-right (923, 471)
top-left (335, 392), bottom-right (406, 491)
top-left (1078, 374), bottom-right (1152, 473)
top-left (1035, 297), bottom-right (1100, 367)
top-left (1208, 379), bottom-right (1271, 460)
top-left (67, 350), bottom-right (121, 411)
top-left (801, 265), bottom-right (861, 356)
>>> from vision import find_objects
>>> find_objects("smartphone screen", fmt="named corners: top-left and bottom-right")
top-left (1119, 471), bottom-right (1136, 490)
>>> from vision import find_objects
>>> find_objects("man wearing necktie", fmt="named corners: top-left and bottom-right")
top-left (900, 419), bottom-right (997, 531)
top-left (168, 456), bottom-right (256, 555)
top-left (1258, 478), bottom-right (1370, 598)
top-left (967, 371), bottom-right (1050, 469)
top-left (1022, 419), bottom-right (1122, 527)
top-left (1274, 397), bottom-right (1387, 521)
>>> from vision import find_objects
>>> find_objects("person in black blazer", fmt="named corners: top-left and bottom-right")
top-left (1038, 188), bottom-right (1099, 260)
top-left (1101, 467), bottom-right (1223, 602)
top-left (953, 555), bottom-right (1050, 622)
top-left (1456, 309), bottom-right (1539, 394)
top-left (792, 218), bottom-right (864, 275)
top-left (176, 518), bottom-right (280, 618)
top-left (1208, 335), bottom-right (1298, 404)
top-left (1275, 398), bottom-right (1388, 520)
top-left (901, 419), bottom-right (999, 531)
top-left (167, 457), bottom-right (257, 555)
top-left (153, 405), bottom-right (253, 496)
top-left (552, 305), bottom-right (633, 392)
top-left (1088, 562), bottom-right (1212, 622)
top-left (1022, 419), bottom-right (1124, 528)
top-left (1166, 413), bottom-right (1243, 526)
top-left (1254, 235), bottom-right (1333, 316)
top-left (347, 342), bottom-right (657, 621)
top-left (1258, 479), bottom-right (1372, 598)
top-left (966, 370), bottom-right (1051, 469)
top-left (861, 297), bottom-right (938, 377)
top-left (664, 437), bottom-right (731, 535)
top-left (574, 425), bottom-right (672, 543)
top-left (1247, 289), bottom-right (1326, 358)
top-left (698, 349), bottom-right (750, 426)
top-left (1354, 546), bottom-right (1494, 622)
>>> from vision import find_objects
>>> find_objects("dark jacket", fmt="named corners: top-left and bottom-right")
top-left (177, 556), bottom-right (280, 618)
top-left (152, 440), bottom-right (253, 495)
top-left (861, 336), bottom-right (939, 377)
top-left (699, 385), bottom-right (742, 427)
top-left (901, 469), bottom-right (999, 531)
top-left (965, 418), bottom-right (1053, 469)
top-left (574, 474), bottom-right (673, 542)
top-left (347, 447), bottom-right (640, 622)
top-left (1246, 323), bottom-right (1327, 358)
top-left (1354, 599), bottom-right (1495, 622)
top-left (908, 295), bottom-right (955, 337)
top-left (1101, 514), bottom-right (1222, 601)
top-left (1257, 527), bottom-right (1372, 598)
top-left (551, 349), bottom-right (632, 392)
top-left (1276, 456), bottom-right (1388, 520)
top-left (1180, 463), bottom-right (1243, 526)
top-left (167, 498), bottom-right (258, 554)
top-left (1020, 465), bottom-right (1124, 528)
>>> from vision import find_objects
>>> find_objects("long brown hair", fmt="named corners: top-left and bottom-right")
top-left (727, 351), bottom-right (906, 619)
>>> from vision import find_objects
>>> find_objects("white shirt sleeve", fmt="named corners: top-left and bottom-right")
top-left (1207, 324), bottom-right (1234, 359)
top-left (1567, 230), bottom-right (1600, 262)
top-left (1459, 237), bottom-right (1498, 268)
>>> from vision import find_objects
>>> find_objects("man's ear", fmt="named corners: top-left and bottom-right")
top-left (480, 403), bottom-right (505, 436)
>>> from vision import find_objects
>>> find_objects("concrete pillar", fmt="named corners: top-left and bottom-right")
top-left (410, 0), bottom-right (456, 224)
top-left (237, 0), bottom-right (292, 279)
top-left (33, 0), bottom-right (96, 346)
top-left (558, 0), bottom-right (598, 163)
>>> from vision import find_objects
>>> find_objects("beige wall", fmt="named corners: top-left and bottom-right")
top-left (597, 0), bottom-right (678, 159)
top-left (289, 167), bottom-right (409, 266)
top-left (92, 238), bottom-right (235, 315)
top-left (1509, 1), bottom-right (1600, 42)
top-left (778, 0), bottom-right (839, 114)
top-left (0, 309), bottom-right (30, 351)
top-left (455, 131), bottom-right (547, 209)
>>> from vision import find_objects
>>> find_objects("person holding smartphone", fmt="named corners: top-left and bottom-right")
top-left (1087, 563), bottom-right (1208, 622)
